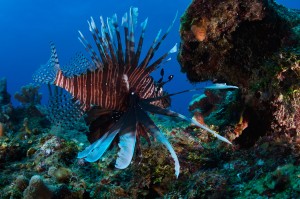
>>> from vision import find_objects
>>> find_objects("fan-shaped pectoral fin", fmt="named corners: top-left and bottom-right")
top-left (115, 107), bottom-right (137, 169)
top-left (78, 129), bottom-right (119, 162)
top-left (115, 131), bottom-right (137, 169)
top-left (136, 107), bottom-right (180, 178)
top-left (140, 101), bottom-right (232, 144)
top-left (77, 113), bottom-right (128, 162)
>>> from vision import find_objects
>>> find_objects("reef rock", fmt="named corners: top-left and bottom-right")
top-left (179, 0), bottom-right (300, 147)
top-left (0, 78), bottom-right (13, 124)
top-left (0, 77), bottom-right (11, 106)
top-left (23, 175), bottom-right (53, 199)
top-left (14, 83), bottom-right (42, 106)
top-left (189, 88), bottom-right (241, 128)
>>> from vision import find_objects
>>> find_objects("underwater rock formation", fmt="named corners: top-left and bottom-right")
top-left (14, 83), bottom-right (42, 106)
top-left (179, 0), bottom-right (300, 147)
top-left (14, 83), bottom-right (45, 121)
top-left (0, 78), bottom-right (11, 106)
top-left (0, 78), bottom-right (13, 133)
top-left (23, 175), bottom-right (53, 199)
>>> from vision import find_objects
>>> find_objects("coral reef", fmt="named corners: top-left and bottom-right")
top-left (0, 100), bottom-right (300, 198)
top-left (189, 87), bottom-right (244, 142)
top-left (178, 0), bottom-right (300, 147)
top-left (14, 83), bottom-right (42, 106)
top-left (0, 78), bottom-right (13, 124)
top-left (23, 175), bottom-right (53, 199)
top-left (189, 87), bottom-right (242, 128)
top-left (1, 2), bottom-right (300, 198)
top-left (0, 78), bottom-right (11, 106)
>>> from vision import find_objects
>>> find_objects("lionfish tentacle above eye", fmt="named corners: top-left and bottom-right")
top-left (33, 7), bottom-right (235, 178)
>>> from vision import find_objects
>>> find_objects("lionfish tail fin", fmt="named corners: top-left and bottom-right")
top-left (33, 42), bottom-right (60, 84)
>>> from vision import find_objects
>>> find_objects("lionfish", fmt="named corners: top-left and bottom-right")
top-left (33, 7), bottom-right (233, 178)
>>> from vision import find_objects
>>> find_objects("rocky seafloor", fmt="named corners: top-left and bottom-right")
top-left (0, 80), bottom-right (299, 199)
top-left (1, 0), bottom-right (300, 198)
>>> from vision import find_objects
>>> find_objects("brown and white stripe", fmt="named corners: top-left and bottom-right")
top-left (49, 7), bottom-right (176, 112)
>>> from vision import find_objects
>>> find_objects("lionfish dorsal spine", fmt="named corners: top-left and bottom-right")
top-left (145, 43), bottom-right (178, 74)
top-left (78, 30), bottom-right (103, 69)
top-left (138, 29), bottom-right (162, 69)
top-left (112, 14), bottom-right (125, 67)
top-left (132, 18), bottom-right (148, 68)
top-left (100, 16), bottom-right (118, 67)
top-left (88, 17), bottom-right (108, 68)
top-left (139, 11), bottom-right (178, 70)
top-left (128, 7), bottom-right (138, 65)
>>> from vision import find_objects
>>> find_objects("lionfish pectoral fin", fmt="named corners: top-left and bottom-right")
top-left (177, 113), bottom-right (232, 144)
top-left (140, 102), bottom-right (232, 145)
top-left (115, 131), bottom-right (137, 169)
top-left (78, 113), bottom-right (127, 162)
top-left (115, 107), bottom-right (137, 169)
top-left (78, 129), bottom-right (119, 162)
top-left (136, 107), bottom-right (180, 178)
top-left (77, 132), bottom-right (108, 159)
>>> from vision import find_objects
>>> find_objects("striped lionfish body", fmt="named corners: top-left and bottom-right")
top-left (33, 7), bottom-right (232, 178)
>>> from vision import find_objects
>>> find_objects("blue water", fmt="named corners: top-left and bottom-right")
top-left (0, 0), bottom-right (298, 115)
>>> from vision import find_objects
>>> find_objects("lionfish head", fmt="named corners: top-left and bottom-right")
top-left (33, 7), bottom-right (233, 178)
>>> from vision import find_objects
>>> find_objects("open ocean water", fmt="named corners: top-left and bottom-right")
top-left (0, 0), bottom-right (298, 115)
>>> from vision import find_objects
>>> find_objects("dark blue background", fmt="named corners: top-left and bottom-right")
top-left (0, 0), bottom-right (298, 115)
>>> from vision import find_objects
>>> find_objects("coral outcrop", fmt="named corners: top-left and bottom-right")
top-left (14, 83), bottom-right (42, 107)
top-left (0, 78), bottom-right (11, 106)
top-left (189, 87), bottom-right (243, 142)
top-left (23, 175), bottom-right (53, 199)
top-left (178, 0), bottom-right (300, 147)
top-left (189, 87), bottom-right (241, 127)
top-left (0, 78), bottom-right (13, 136)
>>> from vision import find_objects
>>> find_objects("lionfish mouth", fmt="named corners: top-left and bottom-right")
top-left (33, 7), bottom-right (235, 178)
